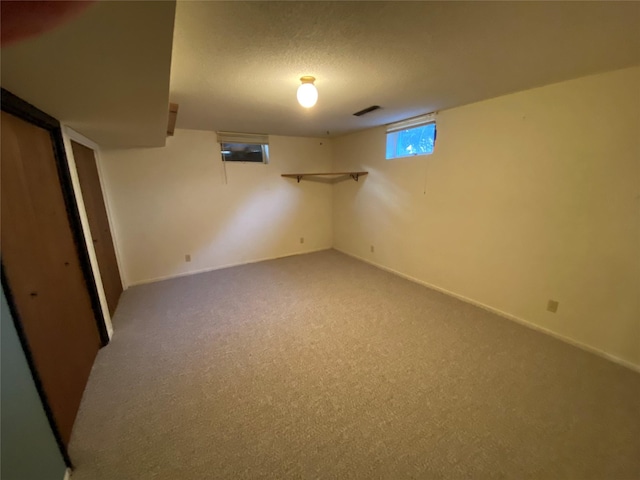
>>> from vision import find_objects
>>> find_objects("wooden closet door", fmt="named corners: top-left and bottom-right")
top-left (71, 140), bottom-right (122, 316)
top-left (1, 111), bottom-right (102, 447)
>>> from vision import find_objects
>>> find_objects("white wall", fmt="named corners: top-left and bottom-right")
top-left (332, 66), bottom-right (640, 368)
top-left (99, 130), bottom-right (333, 285)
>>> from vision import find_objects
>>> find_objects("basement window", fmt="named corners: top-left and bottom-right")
top-left (385, 113), bottom-right (436, 160)
top-left (217, 132), bottom-right (269, 163)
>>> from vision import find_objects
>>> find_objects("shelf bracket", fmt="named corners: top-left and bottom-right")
top-left (281, 171), bottom-right (367, 183)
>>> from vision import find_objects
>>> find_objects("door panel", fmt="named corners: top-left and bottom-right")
top-left (71, 141), bottom-right (122, 316)
top-left (1, 111), bottom-right (101, 447)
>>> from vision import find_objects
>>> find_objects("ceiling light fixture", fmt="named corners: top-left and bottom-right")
top-left (297, 76), bottom-right (318, 108)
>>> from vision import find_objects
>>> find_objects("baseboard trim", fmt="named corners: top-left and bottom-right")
top-left (129, 247), bottom-right (332, 287)
top-left (63, 468), bottom-right (71, 480)
top-left (333, 247), bottom-right (640, 374)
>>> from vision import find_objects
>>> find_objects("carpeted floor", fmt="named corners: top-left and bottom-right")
top-left (68, 250), bottom-right (640, 479)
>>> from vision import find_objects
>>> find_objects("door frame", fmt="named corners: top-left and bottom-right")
top-left (63, 125), bottom-right (127, 290)
top-left (1, 88), bottom-right (110, 468)
top-left (63, 127), bottom-right (126, 334)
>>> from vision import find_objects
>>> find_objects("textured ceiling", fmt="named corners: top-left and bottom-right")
top-left (1, 1), bottom-right (637, 146)
top-left (171, 1), bottom-right (640, 138)
top-left (1, 1), bottom-right (176, 147)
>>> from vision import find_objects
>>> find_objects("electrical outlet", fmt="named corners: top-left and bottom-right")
top-left (547, 300), bottom-right (559, 313)
top-left (370, 245), bottom-right (375, 253)
top-left (300, 237), bottom-right (304, 244)
top-left (185, 254), bottom-right (191, 262)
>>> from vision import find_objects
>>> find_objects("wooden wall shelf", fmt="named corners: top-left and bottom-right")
top-left (281, 171), bottom-right (368, 183)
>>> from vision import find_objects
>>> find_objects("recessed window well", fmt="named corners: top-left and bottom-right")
top-left (217, 132), bottom-right (269, 164)
top-left (385, 113), bottom-right (437, 160)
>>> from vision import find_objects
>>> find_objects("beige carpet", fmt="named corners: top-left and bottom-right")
top-left (68, 250), bottom-right (640, 479)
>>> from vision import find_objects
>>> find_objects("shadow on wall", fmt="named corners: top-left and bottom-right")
top-left (100, 131), bottom-right (336, 285)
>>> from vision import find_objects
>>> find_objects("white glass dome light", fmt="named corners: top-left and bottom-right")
top-left (297, 76), bottom-right (318, 108)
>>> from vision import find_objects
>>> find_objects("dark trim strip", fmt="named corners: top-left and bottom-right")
top-left (1, 89), bottom-right (59, 129)
top-left (49, 124), bottom-right (110, 346)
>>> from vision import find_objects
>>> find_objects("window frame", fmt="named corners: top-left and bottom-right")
top-left (216, 132), bottom-right (270, 164)
top-left (385, 113), bottom-right (437, 160)
top-left (219, 143), bottom-right (270, 164)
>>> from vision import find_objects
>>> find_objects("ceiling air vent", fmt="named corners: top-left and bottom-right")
top-left (353, 105), bottom-right (380, 117)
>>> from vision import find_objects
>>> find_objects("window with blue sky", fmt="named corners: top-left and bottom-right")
top-left (385, 113), bottom-right (437, 160)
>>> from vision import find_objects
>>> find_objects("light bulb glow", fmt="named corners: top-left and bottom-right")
top-left (297, 78), bottom-right (318, 108)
